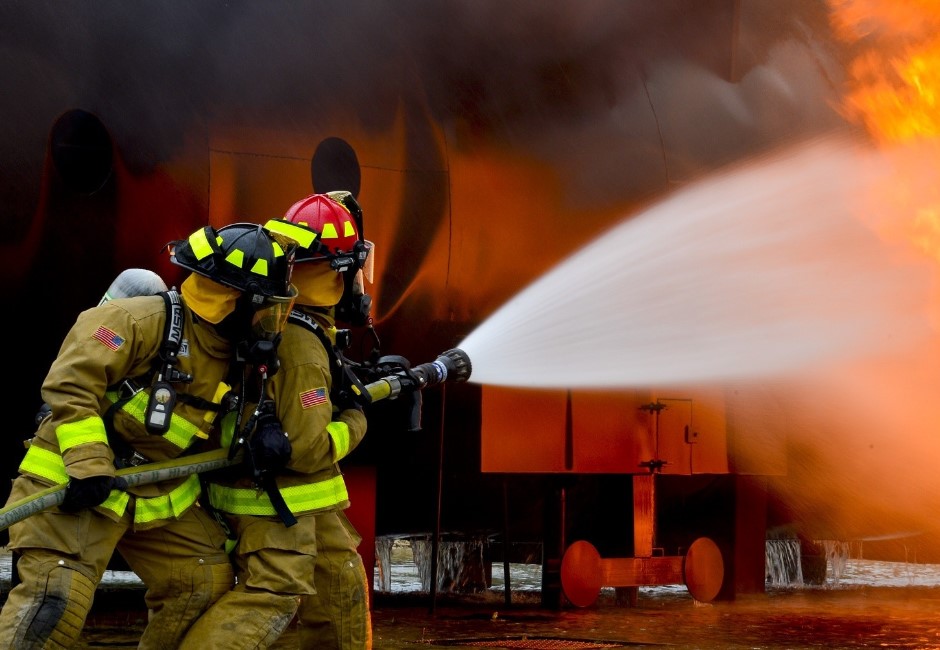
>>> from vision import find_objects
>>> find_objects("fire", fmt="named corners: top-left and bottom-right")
top-left (827, 0), bottom-right (940, 263)
top-left (830, 0), bottom-right (940, 144)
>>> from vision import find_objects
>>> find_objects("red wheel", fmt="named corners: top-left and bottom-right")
top-left (561, 540), bottom-right (603, 607)
top-left (684, 537), bottom-right (724, 602)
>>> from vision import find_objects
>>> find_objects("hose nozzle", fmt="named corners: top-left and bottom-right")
top-left (411, 348), bottom-right (472, 388)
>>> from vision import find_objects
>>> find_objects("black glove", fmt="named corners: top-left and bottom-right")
top-left (248, 412), bottom-right (292, 474)
top-left (61, 475), bottom-right (128, 513)
top-left (333, 388), bottom-right (365, 413)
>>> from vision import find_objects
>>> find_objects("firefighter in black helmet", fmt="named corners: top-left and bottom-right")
top-left (180, 194), bottom-right (373, 649)
top-left (0, 223), bottom-right (296, 649)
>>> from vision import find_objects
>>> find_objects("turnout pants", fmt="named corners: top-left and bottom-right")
top-left (0, 476), bottom-right (233, 650)
top-left (179, 512), bottom-right (318, 650)
top-left (297, 510), bottom-right (372, 650)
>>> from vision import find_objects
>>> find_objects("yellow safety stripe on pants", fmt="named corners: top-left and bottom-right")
top-left (326, 421), bottom-right (351, 463)
top-left (207, 475), bottom-right (348, 516)
top-left (134, 474), bottom-right (202, 525)
top-left (56, 417), bottom-right (109, 451)
top-left (19, 446), bottom-right (69, 484)
top-left (19, 445), bottom-right (130, 518)
top-left (119, 391), bottom-right (205, 448)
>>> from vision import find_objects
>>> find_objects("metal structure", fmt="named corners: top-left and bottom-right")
top-left (3, 1), bottom-right (916, 607)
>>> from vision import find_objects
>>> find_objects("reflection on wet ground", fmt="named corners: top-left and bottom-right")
top-left (5, 549), bottom-right (940, 648)
top-left (69, 585), bottom-right (940, 649)
top-left (376, 586), bottom-right (940, 649)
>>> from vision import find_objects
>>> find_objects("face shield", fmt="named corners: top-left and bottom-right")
top-left (249, 285), bottom-right (298, 342)
top-left (346, 239), bottom-right (376, 297)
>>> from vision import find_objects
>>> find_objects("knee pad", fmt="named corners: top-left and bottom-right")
top-left (21, 564), bottom-right (96, 649)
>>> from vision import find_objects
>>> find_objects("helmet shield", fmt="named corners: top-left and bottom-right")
top-left (360, 239), bottom-right (375, 284)
top-left (249, 285), bottom-right (298, 341)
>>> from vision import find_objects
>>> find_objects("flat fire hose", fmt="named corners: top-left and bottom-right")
top-left (0, 447), bottom-right (240, 532)
top-left (0, 349), bottom-right (471, 532)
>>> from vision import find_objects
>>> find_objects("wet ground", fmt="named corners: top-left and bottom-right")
top-left (6, 550), bottom-right (940, 648)
top-left (69, 585), bottom-right (940, 649)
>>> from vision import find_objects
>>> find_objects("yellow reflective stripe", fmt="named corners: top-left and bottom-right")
top-left (189, 227), bottom-right (214, 260)
top-left (18, 440), bottom-right (196, 522)
top-left (19, 447), bottom-right (130, 518)
top-left (56, 418), bottom-right (109, 451)
top-left (121, 392), bottom-right (201, 449)
top-left (99, 490), bottom-right (130, 517)
top-left (249, 258), bottom-right (269, 277)
top-left (19, 446), bottom-right (69, 484)
top-left (326, 421), bottom-right (351, 462)
top-left (134, 474), bottom-right (201, 525)
top-left (264, 220), bottom-right (317, 249)
top-left (343, 220), bottom-right (356, 237)
top-left (321, 223), bottom-right (338, 239)
top-left (225, 249), bottom-right (245, 268)
top-left (208, 475), bottom-right (348, 516)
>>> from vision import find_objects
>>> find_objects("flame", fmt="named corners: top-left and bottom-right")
top-left (828, 0), bottom-right (940, 263)
top-left (831, 0), bottom-right (940, 144)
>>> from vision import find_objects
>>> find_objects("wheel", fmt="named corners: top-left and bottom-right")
top-left (560, 540), bottom-right (603, 607)
top-left (683, 536), bottom-right (724, 602)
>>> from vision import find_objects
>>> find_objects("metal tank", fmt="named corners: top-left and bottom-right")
top-left (1, 0), bottom-right (886, 603)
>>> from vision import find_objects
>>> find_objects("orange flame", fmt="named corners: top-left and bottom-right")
top-left (829, 0), bottom-right (940, 263)
top-left (831, 0), bottom-right (940, 144)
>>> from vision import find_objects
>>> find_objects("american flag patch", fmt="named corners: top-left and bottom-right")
top-left (299, 387), bottom-right (327, 409)
top-left (93, 326), bottom-right (124, 351)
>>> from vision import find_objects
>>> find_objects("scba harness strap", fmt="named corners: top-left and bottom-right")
top-left (287, 309), bottom-right (371, 408)
top-left (103, 290), bottom-right (220, 468)
top-left (144, 290), bottom-right (192, 435)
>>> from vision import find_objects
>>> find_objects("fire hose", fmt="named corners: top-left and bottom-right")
top-left (0, 348), bottom-right (472, 532)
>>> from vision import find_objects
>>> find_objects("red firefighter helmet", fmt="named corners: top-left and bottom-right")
top-left (265, 191), bottom-right (374, 324)
top-left (279, 192), bottom-right (360, 262)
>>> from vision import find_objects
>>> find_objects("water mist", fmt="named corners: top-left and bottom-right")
top-left (459, 134), bottom-right (934, 389)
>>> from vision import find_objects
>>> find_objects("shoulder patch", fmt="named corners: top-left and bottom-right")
top-left (93, 326), bottom-right (125, 351)
top-left (299, 387), bottom-right (327, 409)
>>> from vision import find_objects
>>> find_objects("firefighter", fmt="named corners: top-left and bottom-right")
top-left (0, 223), bottom-right (297, 649)
top-left (179, 192), bottom-right (372, 649)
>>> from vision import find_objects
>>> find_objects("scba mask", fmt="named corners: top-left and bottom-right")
top-left (250, 286), bottom-right (298, 342)
top-left (336, 240), bottom-right (374, 327)
top-left (235, 286), bottom-right (298, 375)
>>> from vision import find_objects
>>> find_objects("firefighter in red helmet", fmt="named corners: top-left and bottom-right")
top-left (0, 223), bottom-right (296, 649)
top-left (181, 193), bottom-right (373, 649)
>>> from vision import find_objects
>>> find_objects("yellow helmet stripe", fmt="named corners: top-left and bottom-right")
top-left (343, 220), bottom-right (356, 237)
top-left (225, 249), bottom-right (245, 268)
top-left (188, 227), bottom-right (215, 261)
top-left (321, 223), bottom-right (338, 239)
top-left (265, 219), bottom-right (317, 249)
top-left (250, 258), bottom-right (269, 276)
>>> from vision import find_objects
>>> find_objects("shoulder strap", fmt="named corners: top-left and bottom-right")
top-left (144, 290), bottom-right (191, 434)
top-left (287, 309), bottom-right (335, 358)
top-left (287, 309), bottom-right (371, 407)
top-left (159, 290), bottom-right (184, 363)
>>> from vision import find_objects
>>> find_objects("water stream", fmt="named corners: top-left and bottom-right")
top-left (459, 134), bottom-right (933, 389)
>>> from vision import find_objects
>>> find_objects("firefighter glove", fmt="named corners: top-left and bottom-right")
top-left (61, 475), bottom-right (128, 512)
top-left (249, 412), bottom-right (292, 473)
